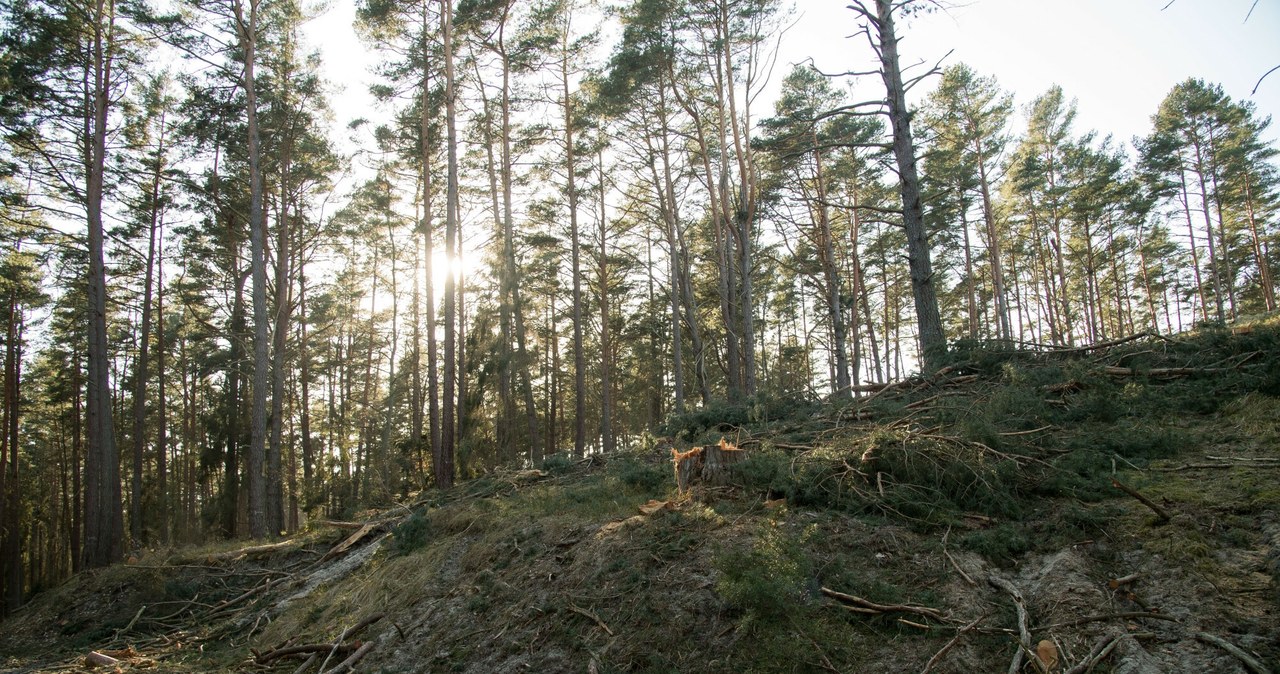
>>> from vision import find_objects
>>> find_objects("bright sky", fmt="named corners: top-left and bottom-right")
top-left (304, 0), bottom-right (1280, 159)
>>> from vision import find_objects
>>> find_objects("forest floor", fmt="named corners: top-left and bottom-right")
top-left (2, 321), bottom-right (1279, 673)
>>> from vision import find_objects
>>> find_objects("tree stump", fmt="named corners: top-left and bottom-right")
top-left (701, 438), bottom-right (746, 486)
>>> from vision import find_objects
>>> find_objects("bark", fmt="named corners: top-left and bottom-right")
top-left (865, 0), bottom-right (946, 368)
top-left (560, 21), bottom-right (586, 458)
top-left (2, 286), bottom-right (22, 612)
top-left (418, 12), bottom-right (441, 477)
top-left (438, 0), bottom-right (457, 489)
top-left (812, 138), bottom-right (850, 396)
top-left (130, 140), bottom-right (161, 547)
top-left (155, 240), bottom-right (168, 544)
top-left (233, 0), bottom-right (270, 539)
top-left (597, 146), bottom-right (615, 455)
top-left (83, 0), bottom-right (123, 568)
top-left (496, 16), bottom-right (539, 453)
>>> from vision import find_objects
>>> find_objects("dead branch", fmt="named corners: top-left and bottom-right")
top-left (920, 615), bottom-right (983, 674)
top-left (941, 526), bottom-right (975, 586)
top-left (998, 425), bottom-right (1054, 437)
top-left (318, 641), bottom-right (375, 674)
top-left (1195, 633), bottom-right (1272, 674)
top-left (1111, 479), bottom-right (1172, 523)
top-left (1101, 365), bottom-right (1230, 378)
top-left (1107, 573), bottom-right (1140, 590)
top-left (1037, 611), bottom-right (1179, 631)
top-left (1049, 332), bottom-right (1171, 354)
top-left (318, 523), bottom-right (384, 564)
top-left (256, 642), bottom-right (362, 665)
top-left (568, 604), bottom-right (615, 636)
top-left (988, 577), bottom-right (1031, 674)
top-left (291, 653), bottom-right (320, 674)
top-left (819, 587), bottom-right (946, 621)
top-left (1063, 633), bottom-right (1123, 674)
top-left (85, 651), bottom-right (120, 667)
top-left (197, 540), bottom-right (297, 563)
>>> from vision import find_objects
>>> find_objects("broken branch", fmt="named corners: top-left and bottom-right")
top-left (819, 587), bottom-right (946, 621)
top-left (988, 577), bottom-right (1031, 674)
top-left (1111, 479), bottom-right (1172, 522)
top-left (1195, 633), bottom-right (1272, 674)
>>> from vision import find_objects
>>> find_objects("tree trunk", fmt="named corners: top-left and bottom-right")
top-left (868, 0), bottom-right (946, 369)
top-left (438, 0), bottom-right (457, 489)
top-left (561, 29), bottom-right (586, 458)
top-left (83, 0), bottom-right (123, 568)
top-left (236, 0), bottom-right (270, 539)
top-left (597, 146), bottom-right (615, 455)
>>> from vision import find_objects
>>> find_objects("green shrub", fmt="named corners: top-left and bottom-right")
top-left (614, 456), bottom-right (668, 492)
top-left (961, 523), bottom-right (1030, 564)
top-left (540, 453), bottom-right (574, 474)
top-left (714, 523), bottom-right (811, 625)
top-left (391, 511), bottom-right (432, 555)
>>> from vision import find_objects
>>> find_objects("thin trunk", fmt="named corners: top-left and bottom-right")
top-left (155, 239), bottom-right (168, 544)
top-left (561, 30), bottom-right (586, 458)
top-left (130, 127), bottom-right (162, 547)
top-left (438, 0), bottom-right (457, 489)
top-left (597, 146), bottom-right (615, 455)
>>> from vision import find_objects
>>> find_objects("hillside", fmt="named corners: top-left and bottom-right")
top-left (2, 324), bottom-right (1278, 674)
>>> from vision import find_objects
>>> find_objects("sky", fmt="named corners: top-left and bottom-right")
top-left (303, 0), bottom-right (1280, 158)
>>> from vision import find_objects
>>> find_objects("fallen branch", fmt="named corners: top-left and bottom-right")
top-left (568, 604), bottom-right (615, 636)
top-left (819, 587), bottom-right (946, 621)
top-left (85, 651), bottom-right (120, 667)
top-left (1111, 479), bottom-right (1172, 523)
top-left (256, 642), bottom-right (362, 665)
top-left (197, 540), bottom-right (297, 564)
top-left (941, 526), bottom-right (975, 586)
top-left (1195, 633), bottom-right (1272, 674)
top-left (318, 641), bottom-right (375, 674)
top-left (920, 615), bottom-right (984, 674)
top-left (318, 523), bottom-right (384, 564)
top-left (998, 425), bottom-right (1054, 437)
top-left (1037, 611), bottom-right (1178, 631)
top-left (988, 577), bottom-right (1031, 674)
top-left (1101, 365), bottom-right (1230, 378)
top-left (1107, 573), bottom-right (1140, 589)
top-left (1063, 633), bottom-right (1123, 674)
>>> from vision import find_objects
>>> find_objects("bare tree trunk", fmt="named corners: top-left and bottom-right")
top-left (597, 145), bottom-right (615, 455)
top-left (438, 0), bottom-right (457, 489)
top-left (155, 240), bottom-right (168, 544)
top-left (130, 124), bottom-right (163, 547)
top-left (235, 0), bottom-right (270, 539)
top-left (83, 0), bottom-right (123, 567)
top-left (2, 286), bottom-right (23, 612)
top-left (560, 24), bottom-right (586, 458)
top-left (417, 13), bottom-right (441, 478)
top-left (859, 0), bottom-right (946, 369)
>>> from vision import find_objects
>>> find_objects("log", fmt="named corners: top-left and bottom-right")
top-left (85, 651), bottom-right (120, 667)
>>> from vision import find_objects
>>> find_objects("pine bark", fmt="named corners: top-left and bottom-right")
top-left (867, 0), bottom-right (946, 369)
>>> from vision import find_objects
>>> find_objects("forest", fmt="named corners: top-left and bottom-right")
top-left (0, 0), bottom-right (1277, 624)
